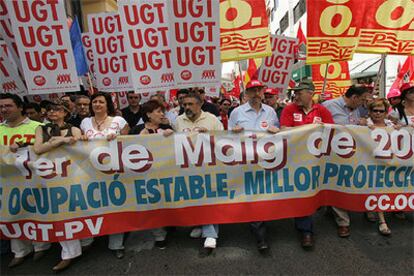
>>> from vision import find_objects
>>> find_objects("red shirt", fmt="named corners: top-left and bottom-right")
top-left (219, 112), bottom-right (229, 130)
top-left (280, 103), bottom-right (334, 127)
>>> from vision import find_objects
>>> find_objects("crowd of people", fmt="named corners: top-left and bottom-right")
top-left (0, 80), bottom-right (413, 271)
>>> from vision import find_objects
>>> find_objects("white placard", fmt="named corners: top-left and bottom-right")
top-left (6, 0), bottom-right (79, 94)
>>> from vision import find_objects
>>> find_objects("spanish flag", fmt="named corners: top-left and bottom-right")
top-left (243, 58), bottom-right (262, 86)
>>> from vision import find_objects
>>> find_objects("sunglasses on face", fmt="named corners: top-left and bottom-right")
top-left (371, 109), bottom-right (386, 114)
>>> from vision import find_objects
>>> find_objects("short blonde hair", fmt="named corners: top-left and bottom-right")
top-left (368, 98), bottom-right (389, 111)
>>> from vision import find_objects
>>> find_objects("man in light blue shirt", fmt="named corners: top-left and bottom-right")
top-left (228, 80), bottom-right (279, 254)
top-left (322, 85), bottom-right (371, 238)
top-left (229, 81), bottom-right (279, 131)
top-left (322, 85), bottom-right (371, 125)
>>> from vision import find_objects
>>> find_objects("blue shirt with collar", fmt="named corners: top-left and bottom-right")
top-left (228, 102), bottom-right (279, 130)
top-left (322, 97), bottom-right (362, 125)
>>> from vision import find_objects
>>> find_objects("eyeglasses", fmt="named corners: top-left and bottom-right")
top-left (371, 109), bottom-right (386, 113)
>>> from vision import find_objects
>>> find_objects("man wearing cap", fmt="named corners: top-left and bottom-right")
top-left (263, 88), bottom-right (284, 119)
top-left (280, 80), bottom-right (334, 249)
top-left (322, 85), bottom-right (371, 238)
top-left (228, 80), bottom-right (280, 254)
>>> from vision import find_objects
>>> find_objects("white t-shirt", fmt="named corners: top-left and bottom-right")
top-left (367, 118), bottom-right (394, 127)
top-left (401, 115), bottom-right (414, 126)
top-left (388, 109), bottom-right (414, 126)
top-left (80, 116), bottom-right (127, 139)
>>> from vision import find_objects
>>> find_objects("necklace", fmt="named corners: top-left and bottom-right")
top-left (94, 116), bottom-right (108, 131)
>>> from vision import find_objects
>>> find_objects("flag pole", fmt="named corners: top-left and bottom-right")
top-left (321, 63), bottom-right (329, 96)
top-left (237, 61), bottom-right (245, 92)
top-left (374, 55), bottom-right (386, 97)
top-left (87, 72), bottom-right (94, 95)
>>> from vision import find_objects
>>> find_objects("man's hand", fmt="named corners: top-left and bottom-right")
top-left (196, 127), bottom-right (208, 133)
top-left (9, 143), bottom-right (20, 153)
top-left (267, 126), bottom-right (280, 134)
top-left (232, 125), bottom-right (244, 133)
top-left (359, 118), bottom-right (368, 126)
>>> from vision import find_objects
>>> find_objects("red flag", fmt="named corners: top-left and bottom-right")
top-left (244, 59), bottom-right (259, 85)
top-left (390, 57), bottom-right (414, 90)
top-left (297, 22), bottom-right (306, 46)
top-left (289, 79), bottom-right (296, 89)
top-left (295, 22), bottom-right (307, 59)
top-left (232, 75), bottom-right (241, 98)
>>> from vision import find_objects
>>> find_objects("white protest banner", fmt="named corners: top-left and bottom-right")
top-left (118, 1), bottom-right (174, 93)
top-left (26, 93), bottom-right (63, 104)
top-left (88, 12), bottom-right (133, 92)
top-left (205, 86), bottom-right (220, 97)
top-left (0, 0), bottom-right (22, 75)
top-left (81, 33), bottom-right (96, 87)
top-left (118, 0), bottom-right (221, 94)
top-left (258, 35), bottom-right (297, 91)
top-left (171, 0), bottom-right (220, 88)
top-left (0, 40), bottom-right (18, 73)
top-left (117, 91), bottom-right (129, 109)
top-left (6, 0), bottom-right (79, 94)
top-left (0, 41), bottom-right (26, 95)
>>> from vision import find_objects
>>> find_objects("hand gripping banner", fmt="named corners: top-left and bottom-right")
top-left (0, 125), bottom-right (413, 242)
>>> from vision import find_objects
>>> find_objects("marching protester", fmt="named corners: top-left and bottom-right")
top-left (80, 92), bottom-right (129, 259)
top-left (279, 80), bottom-right (334, 249)
top-left (33, 100), bottom-right (83, 271)
top-left (322, 85), bottom-right (372, 237)
top-left (176, 89), bottom-right (190, 116)
top-left (23, 102), bottom-right (43, 123)
top-left (129, 100), bottom-right (173, 249)
top-left (387, 88), bottom-right (402, 113)
top-left (129, 100), bottom-right (174, 136)
top-left (60, 94), bottom-right (76, 116)
top-left (366, 98), bottom-right (400, 236)
top-left (228, 80), bottom-right (280, 254)
top-left (149, 93), bottom-right (177, 126)
top-left (388, 83), bottom-right (414, 220)
top-left (174, 92), bottom-right (224, 257)
top-left (263, 88), bottom-right (284, 119)
top-left (121, 91), bottom-right (142, 128)
top-left (0, 94), bottom-right (50, 268)
top-left (67, 95), bottom-right (91, 128)
top-left (194, 88), bottom-right (220, 116)
top-left (392, 83), bottom-right (414, 127)
top-left (218, 98), bottom-right (231, 130)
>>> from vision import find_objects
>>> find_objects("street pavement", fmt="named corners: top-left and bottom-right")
top-left (1, 210), bottom-right (413, 275)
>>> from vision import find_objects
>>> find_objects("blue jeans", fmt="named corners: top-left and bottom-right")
top-left (202, 224), bottom-right (219, 239)
top-left (295, 216), bottom-right (313, 234)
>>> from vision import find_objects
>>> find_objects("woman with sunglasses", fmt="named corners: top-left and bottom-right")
top-left (33, 101), bottom-right (82, 271)
top-left (80, 92), bottom-right (130, 259)
top-left (367, 99), bottom-right (400, 236)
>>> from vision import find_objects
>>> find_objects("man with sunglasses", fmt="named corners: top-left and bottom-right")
top-left (193, 87), bottom-right (220, 116)
top-left (322, 85), bottom-right (371, 238)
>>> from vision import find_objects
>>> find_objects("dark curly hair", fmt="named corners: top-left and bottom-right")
top-left (90, 92), bottom-right (115, 116)
top-left (141, 100), bottom-right (164, 123)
